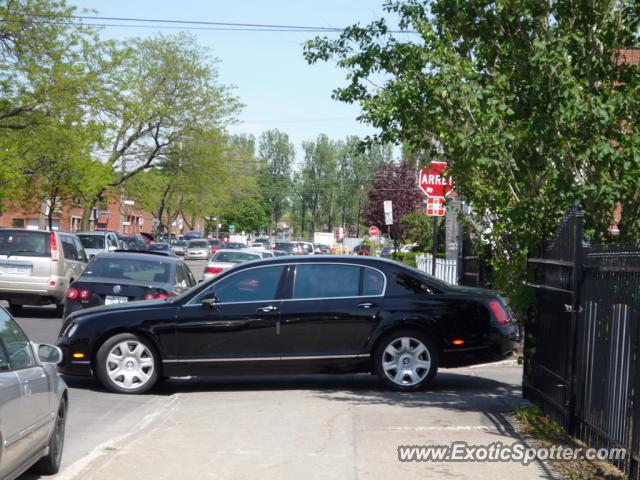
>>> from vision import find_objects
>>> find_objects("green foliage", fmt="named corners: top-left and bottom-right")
top-left (393, 251), bottom-right (420, 268)
top-left (257, 130), bottom-right (294, 230)
top-left (305, 0), bottom-right (640, 307)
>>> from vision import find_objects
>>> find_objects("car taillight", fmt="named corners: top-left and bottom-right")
top-left (205, 266), bottom-right (224, 275)
top-left (144, 292), bottom-right (169, 300)
top-left (67, 288), bottom-right (79, 300)
top-left (79, 289), bottom-right (90, 300)
top-left (487, 300), bottom-right (509, 326)
top-left (50, 232), bottom-right (58, 261)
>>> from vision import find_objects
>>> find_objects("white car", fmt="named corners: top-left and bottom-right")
top-left (202, 248), bottom-right (273, 281)
top-left (184, 239), bottom-right (210, 260)
top-left (76, 231), bottom-right (121, 259)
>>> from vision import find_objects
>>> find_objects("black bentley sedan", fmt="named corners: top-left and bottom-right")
top-left (63, 252), bottom-right (197, 318)
top-left (57, 256), bottom-right (519, 394)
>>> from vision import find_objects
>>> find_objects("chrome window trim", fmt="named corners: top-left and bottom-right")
top-left (186, 262), bottom-right (387, 306)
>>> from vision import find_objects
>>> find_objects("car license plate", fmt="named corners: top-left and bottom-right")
top-left (7, 266), bottom-right (28, 275)
top-left (105, 296), bottom-right (128, 305)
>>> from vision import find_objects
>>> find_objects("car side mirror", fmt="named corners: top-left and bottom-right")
top-left (35, 343), bottom-right (63, 365)
top-left (202, 296), bottom-right (220, 311)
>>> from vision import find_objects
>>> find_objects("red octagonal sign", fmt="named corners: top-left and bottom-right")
top-left (368, 225), bottom-right (380, 237)
top-left (419, 161), bottom-right (454, 198)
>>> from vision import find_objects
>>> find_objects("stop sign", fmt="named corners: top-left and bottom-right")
top-left (419, 161), bottom-right (454, 198)
top-left (368, 226), bottom-right (380, 237)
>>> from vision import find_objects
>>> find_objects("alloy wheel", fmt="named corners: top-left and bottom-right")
top-left (105, 340), bottom-right (155, 390)
top-left (381, 337), bottom-right (432, 386)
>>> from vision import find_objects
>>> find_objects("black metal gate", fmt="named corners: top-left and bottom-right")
top-left (525, 204), bottom-right (640, 478)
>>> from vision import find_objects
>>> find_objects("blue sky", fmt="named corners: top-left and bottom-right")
top-left (69, 1), bottom-right (400, 162)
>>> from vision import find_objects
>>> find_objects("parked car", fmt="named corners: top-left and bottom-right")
top-left (400, 243), bottom-right (420, 253)
top-left (184, 231), bottom-right (203, 240)
top-left (225, 242), bottom-right (246, 250)
top-left (250, 242), bottom-right (267, 250)
top-left (0, 229), bottom-right (88, 315)
top-left (146, 242), bottom-right (172, 256)
top-left (57, 256), bottom-right (519, 394)
top-left (63, 252), bottom-right (196, 318)
top-left (170, 240), bottom-right (187, 256)
top-left (381, 245), bottom-right (397, 258)
top-left (314, 244), bottom-right (331, 255)
top-left (297, 242), bottom-right (315, 255)
top-left (273, 241), bottom-right (301, 255)
top-left (272, 250), bottom-right (288, 257)
top-left (118, 235), bottom-right (147, 251)
top-left (208, 239), bottom-right (224, 256)
top-left (0, 306), bottom-right (68, 477)
top-left (353, 244), bottom-right (371, 256)
top-left (76, 231), bottom-right (121, 259)
top-left (202, 249), bottom-right (264, 281)
top-left (184, 239), bottom-right (210, 260)
top-left (252, 238), bottom-right (271, 249)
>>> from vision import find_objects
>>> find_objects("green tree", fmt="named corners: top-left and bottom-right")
top-left (81, 32), bottom-right (241, 229)
top-left (305, 0), bottom-right (640, 307)
top-left (257, 130), bottom-right (294, 234)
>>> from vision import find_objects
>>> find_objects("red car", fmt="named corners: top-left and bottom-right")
top-left (208, 239), bottom-right (224, 255)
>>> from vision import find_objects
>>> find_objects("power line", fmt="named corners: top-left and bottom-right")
top-left (7, 12), bottom-right (417, 34)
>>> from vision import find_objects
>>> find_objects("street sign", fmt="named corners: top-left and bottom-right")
top-left (229, 224), bottom-right (236, 233)
top-left (426, 197), bottom-right (446, 217)
top-left (368, 226), bottom-right (380, 237)
top-left (383, 200), bottom-right (393, 225)
top-left (419, 161), bottom-right (454, 198)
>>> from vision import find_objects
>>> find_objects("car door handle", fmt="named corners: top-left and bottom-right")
top-left (357, 303), bottom-right (375, 309)
top-left (256, 305), bottom-right (277, 312)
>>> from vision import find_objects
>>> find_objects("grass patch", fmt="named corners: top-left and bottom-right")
top-left (513, 404), bottom-right (627, 480)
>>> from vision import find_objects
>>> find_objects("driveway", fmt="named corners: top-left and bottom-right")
top-left (56, 365), bottom-right (557, 480)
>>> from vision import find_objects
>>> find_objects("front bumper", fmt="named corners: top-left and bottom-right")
top-left (57, 335), bottom-right (92, 376)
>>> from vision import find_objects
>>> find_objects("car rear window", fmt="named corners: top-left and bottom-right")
top-left (83, 258), bottom-right (171, 283)
top-left (77, 234), bottom-right (106, 250)
top-left (209, 240), bottom-right (223, 246)
top-left (0, 230), bottom-right (50, 257)
top-left (213, 252), bottom-right (261, 263)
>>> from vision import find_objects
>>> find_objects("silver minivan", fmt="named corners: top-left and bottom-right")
top-left (0, 306), bottom-right (68, 478)
top-left (0, 229), bottom-right (88, 315)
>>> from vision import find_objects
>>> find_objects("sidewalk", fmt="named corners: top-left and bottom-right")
top-left (59, 366), bottom-right (556, 480)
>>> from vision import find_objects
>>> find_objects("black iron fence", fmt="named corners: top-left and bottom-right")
top-left (524, 205), bottom-right (640, 478)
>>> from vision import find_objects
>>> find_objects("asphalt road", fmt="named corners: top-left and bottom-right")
top-left (8, 258), bottom-right (208, 480)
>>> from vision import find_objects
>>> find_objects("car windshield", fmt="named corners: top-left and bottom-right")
top-left (171, 240), bottom-right (186, 247)
top-left (149, 243), bottom-right (169, 251)
top-left (0, 230), bottom-right (50, 257)
top-left (212, 251), bottom-right (260, 263)
top-left (83, 257), bottom-right (171, 283)
top-left (209, 240), bottom-right (222, 246)
top-left (77, 234), bottom-right (106, 250)
top-left (188, 240), bottom-right (208, 248)
top-left (274, 243), bottom-right (296, 252)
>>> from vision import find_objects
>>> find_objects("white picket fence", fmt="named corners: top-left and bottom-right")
top-left (415, 254), bottom-right (458, 285)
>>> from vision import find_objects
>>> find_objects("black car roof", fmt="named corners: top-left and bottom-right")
top-left (230, 254), bottom-right (399, 269)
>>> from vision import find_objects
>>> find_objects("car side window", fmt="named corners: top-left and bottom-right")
top-left (0, 310), bottom-right (36, 370)
top-left (392, 272), bottom-right (437, 296)
top-left (108, 234), bottom-right (119, 249)
top-left (195, 266), bottom-right (285, 304)
top-left (362, 268), bottom-right (385, 296)
top-left (175, 265), bottom-right (189, 288)
top-left (293, 264), bottom-right (360, 299)
top-left (61, 235), bottom-right (77, 261)
top-left (0, 339), bottom-right (11, 372)
top-left (72, 237), bottom-right (88, 262)
top-left (184, 265), bottom-right (196, 286)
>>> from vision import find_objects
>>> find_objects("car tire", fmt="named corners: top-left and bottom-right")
top-left (374, 329), bottom-right (439, 391)
top-left (33, 397), bottom-right (66, 475)
top-left (96, 333), bottom-right (159, 394)
top-left (8, 302), bottom-right (22, 313)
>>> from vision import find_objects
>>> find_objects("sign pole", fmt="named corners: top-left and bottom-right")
top-left (432, 216), bottom-right (438, 276)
